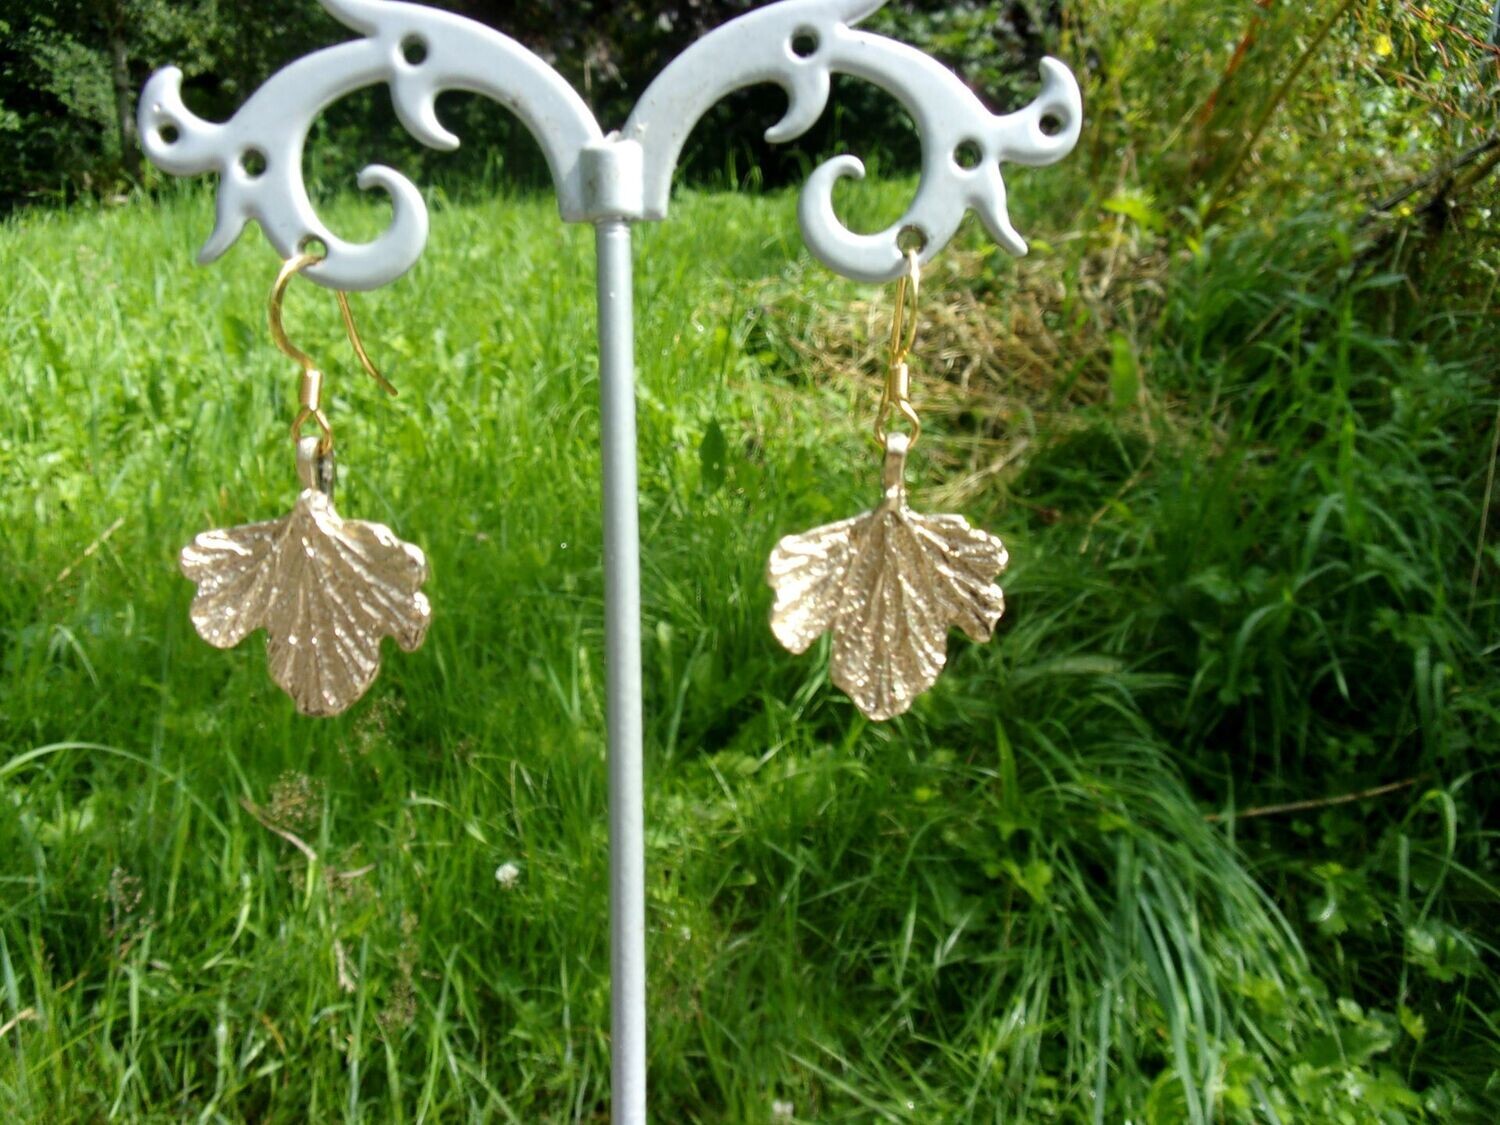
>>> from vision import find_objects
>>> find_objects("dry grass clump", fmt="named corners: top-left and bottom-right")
top-left (267, 769), bottom-right (326, 832)
top-left (754, 230), bottom-right (1175, 506)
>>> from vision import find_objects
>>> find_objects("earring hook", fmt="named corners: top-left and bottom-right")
top-left (268, 250), bottom-right (396, 453)
top-left (887, 247), bottom-right (920, 364)
top-left (874, 248), bottom-right (922, 449)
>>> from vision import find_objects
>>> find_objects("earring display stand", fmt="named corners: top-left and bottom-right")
top-left (138, 1), bottom-right (1081, 1118)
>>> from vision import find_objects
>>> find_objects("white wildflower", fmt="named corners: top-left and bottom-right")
top-left (494, 861), bottom-right (521, 889)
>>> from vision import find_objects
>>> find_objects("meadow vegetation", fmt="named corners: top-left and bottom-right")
top-left (3, 0), bottom-right (1499, 1121)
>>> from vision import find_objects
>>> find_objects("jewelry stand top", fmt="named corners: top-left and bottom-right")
top-left (139, 0), bottom-right (1080, 290)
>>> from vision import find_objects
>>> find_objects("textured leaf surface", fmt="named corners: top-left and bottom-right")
top-left (180, 490), bottom-right (430, 716)
top-left (768, 501), bottom-right (1007, 720)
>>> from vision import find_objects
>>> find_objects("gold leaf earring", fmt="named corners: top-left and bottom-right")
top-left (766, 250), bottom-right (1008, 721)
top-left (180, 252), bottom-right (431, 717)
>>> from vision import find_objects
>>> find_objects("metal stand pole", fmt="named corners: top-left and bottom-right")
top-left (595, 219), bottom-right (646, 1123)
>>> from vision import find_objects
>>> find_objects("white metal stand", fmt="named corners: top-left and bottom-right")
top-left (138, 1), bottom-right (1081, 1117)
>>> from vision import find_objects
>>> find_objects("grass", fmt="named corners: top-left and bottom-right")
top-left (1, 167), bottom-right (1497, 1122)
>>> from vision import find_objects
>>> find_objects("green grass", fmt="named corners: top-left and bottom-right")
top-left (1, 174), bottom-right (1497, 1122)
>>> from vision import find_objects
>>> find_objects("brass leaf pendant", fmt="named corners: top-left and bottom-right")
top-left (180, 465), bottom-right (431, 717)
top-left (767, 434), bottom-right (1007, 721)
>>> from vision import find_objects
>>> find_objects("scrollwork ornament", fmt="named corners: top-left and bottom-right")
top-left (139, 0), bottom-right (1081, 289)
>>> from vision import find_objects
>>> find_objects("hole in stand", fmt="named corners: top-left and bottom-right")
top-left (157, 123), bottom-right (180, 146)
top-left (1040, 114), bottom-right (1063, 137)
top-left (402, 36), bottom-right (428, 65)
top-left (240, 148), bottom-right (268, 178)
top-left (953, 140), bottom-right (983, 170)
top-left (896, 225), bottom-right (927, 254)
top-left (299, 236), bottom-right (329, 260)
top-left (791, 29), bottom-right (819, 58)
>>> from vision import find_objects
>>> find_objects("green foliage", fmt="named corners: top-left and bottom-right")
top-left (2, 161), bottom-right (1497, 1116)
top-left (1, 0), bottom-right (1498, 1118)
top-left (1067, 0), bottom-right (1499, 224)
top-left (0, 0), bottom-right (225, 202)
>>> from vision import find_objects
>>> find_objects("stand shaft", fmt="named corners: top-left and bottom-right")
top-left (595, 219), bottom-right (646, 1124)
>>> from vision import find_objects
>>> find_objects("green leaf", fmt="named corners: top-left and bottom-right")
top-left (1186, 567), bottom-right (1238, 605)
top-left (1143, 1069), bottom-right (1189, 1125)
top-left (1102, 190), bottom-right (1165, 232)
top-left (1405, 920), bottom-right (1480, 982)
top-left (1398, 1005), bottom-right (1426, 1044)
top-left (1002, 859), bottom-right (1053, 904)
top-left (221, 313), bottom-right (256, 360)
top-left (698, 419), bottom-right (727, 491)
top-left (1109, 332), bottom-right (1140, 412)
